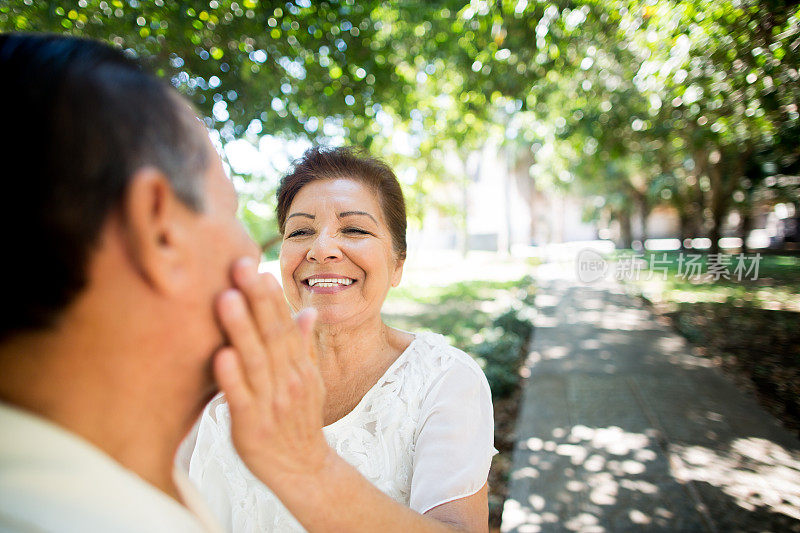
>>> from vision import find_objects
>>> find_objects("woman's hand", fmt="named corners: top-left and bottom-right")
top-left (212, 257), bottom-right (332, 488)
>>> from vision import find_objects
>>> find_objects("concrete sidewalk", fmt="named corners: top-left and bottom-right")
top-left (500, 273), bottom-right (800, 532)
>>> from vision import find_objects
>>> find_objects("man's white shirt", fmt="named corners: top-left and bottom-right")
top-left (0, 401), bottom-right (222, 532)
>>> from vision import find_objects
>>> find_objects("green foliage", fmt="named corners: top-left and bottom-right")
top-left (392, 0), bottom-right (800, 247)
top-left (0, 0), bottom-right (410, 144)
top-left (472, 335), bottom-right (524, 399)
top-left (384, 275), bottom-right (535, 399)
top-left (3, 0), bottom-right (798, 243)
top-left (493, 308), bottom-right (534, 342)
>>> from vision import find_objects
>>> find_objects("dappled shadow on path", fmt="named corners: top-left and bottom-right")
top-left (502, 421), bottom-right (800, 532)
top-left (660, 300), bottom-right (800, 436)
top-left (504, 424), bottom-right (676, 532)
top-left (502, 280), bottom-right (800, 532)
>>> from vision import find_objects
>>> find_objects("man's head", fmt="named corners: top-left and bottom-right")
top-left (0, 33), bottom-right (216, 340)
top-left (0, 33), bottom-right (259, 406)
top-left (0, 34), bottom-right (261, 485)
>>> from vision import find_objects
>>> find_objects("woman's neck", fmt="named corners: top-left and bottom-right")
top-left (313, 316), bottom-right (415, 426)
top-left (314, 315), bottom-right (392, 376)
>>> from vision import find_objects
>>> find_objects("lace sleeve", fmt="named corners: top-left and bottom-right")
top-left (409, 351), bottom-right (497, 514)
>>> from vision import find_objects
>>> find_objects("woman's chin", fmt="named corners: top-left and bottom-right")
top-left (308, 306), bottom-right (348, 327)
top-left (300, 302), bottom-right (378, 329)
top-left (315, 316), bottom-right (349, 328)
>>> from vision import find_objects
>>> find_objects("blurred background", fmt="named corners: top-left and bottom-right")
top-left (3, 1), bottom-right (799, 530)
top-left (4, 0), bottom-right (798, 258)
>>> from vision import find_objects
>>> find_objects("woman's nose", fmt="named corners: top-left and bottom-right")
top-left (306, 232), bottom-right (342, 263)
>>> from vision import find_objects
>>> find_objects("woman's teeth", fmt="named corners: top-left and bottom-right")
top-left (307, 278), bottom-right (354, 287)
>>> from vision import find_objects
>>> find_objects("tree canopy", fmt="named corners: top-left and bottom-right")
top-left (3, 0), bottom-right (798, 251)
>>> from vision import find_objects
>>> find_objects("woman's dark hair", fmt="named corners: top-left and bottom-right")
top-left (0, 33), bottom-right (208, 340)
top-left (276, 147), bottom-right (408, 259)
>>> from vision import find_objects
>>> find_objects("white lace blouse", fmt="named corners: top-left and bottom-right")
top-left (185, 331), bottom-right (497, 532)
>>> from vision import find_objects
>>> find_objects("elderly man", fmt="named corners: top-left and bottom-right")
top-left (0, 33), bottom-right (488, 533)
top-left (0, 33), bottom-right (264, 531)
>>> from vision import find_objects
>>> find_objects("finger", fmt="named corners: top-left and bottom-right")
top-left (294, 307), bottom-right (319, 365)
top-left (231, 257), bottom-right (284, 329)
top-left (293, 308), bottom-right (324, 432)
top-left (232, 259), bottom-right (305, 369)
top-left (213, 346), bottom-right (255, 419)
top-left (295, 307), bottom-right (317, 337)
top-left (216, 289), bottom-right (273, 395)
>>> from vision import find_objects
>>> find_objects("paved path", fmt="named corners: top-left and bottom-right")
top-left (500, 272), bottom-right (800, 532)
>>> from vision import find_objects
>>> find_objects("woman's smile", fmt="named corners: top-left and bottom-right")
top-left (302, 273), bottom-right (358, 294)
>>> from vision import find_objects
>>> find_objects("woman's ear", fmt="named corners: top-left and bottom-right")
top-left (390, 256), bottom-right (405, 288)
top-left (120, 167), bottom-right (194, 295)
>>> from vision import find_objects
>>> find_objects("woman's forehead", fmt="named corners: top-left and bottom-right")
top-left (291, 178), bottom-right (381, 213)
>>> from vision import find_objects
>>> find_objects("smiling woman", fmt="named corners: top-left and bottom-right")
top-left (186, 147), bottom-right (496, 533)
top-left (279, 177), bottom-right (403, 328)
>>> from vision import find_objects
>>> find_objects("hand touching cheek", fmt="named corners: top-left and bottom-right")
top-left (213, 257), bottom-right (333, 486)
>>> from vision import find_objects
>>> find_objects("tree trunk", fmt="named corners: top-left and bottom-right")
top-left (500, 147), bottom-right (515, 255)
top-left (687, 199), bottom-right (704, 243)
top-left (705, 155), bottom-right (729, 255)
top-left (739, 211), bottom-right (752, 253)
top-left (529, 191), bottom-right (538, 245)
top-left (708, 186), bottom-right (727, 255)
top-left (678, 208), bottom-right (691, 250)
top-left (692, 147), bottom-right (710, 242)
top-left (709, 149), bottom-right (751, 255)
top-left (738, 187), bottom-right (754, 253)
top-left (637, 193), bottom-right (651, 244)
top-left (510, 147), bottom-right (537, 246)
top-left (619, 211), bottom-right (633, 249)
top-left (460, 180), bottom-right (469, 257)
top-left (458, 154), bottom-right (475, 258)
top-left (708, 214), bottom-right (723, 256)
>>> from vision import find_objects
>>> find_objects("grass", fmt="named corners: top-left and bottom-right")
top-left (613, 251), bottom-right (800, 311)
top-left (619, 251), bottom-right (800, 436)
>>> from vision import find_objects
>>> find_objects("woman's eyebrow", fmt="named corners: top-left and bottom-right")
top-left (339, 211), bottom-right (378, 224)
top-left (287, 212), bottom-right (315, 220)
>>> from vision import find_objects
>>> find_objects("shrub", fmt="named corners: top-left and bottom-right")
top-left (472, 308), bottom-right (533, 399)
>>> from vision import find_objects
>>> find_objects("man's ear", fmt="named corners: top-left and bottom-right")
top-left (390, 257), bottom-right (405, 288)
top-left (121, 167), bottom-right (194, 295)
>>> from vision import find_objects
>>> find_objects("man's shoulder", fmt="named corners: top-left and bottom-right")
top-left (0, 403), bottom-right (213, 533)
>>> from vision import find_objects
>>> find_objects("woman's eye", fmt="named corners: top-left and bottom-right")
top-left (287, 229), bottom-right (312, 238)
top-left (343, 227), bottom-right (370, 235)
